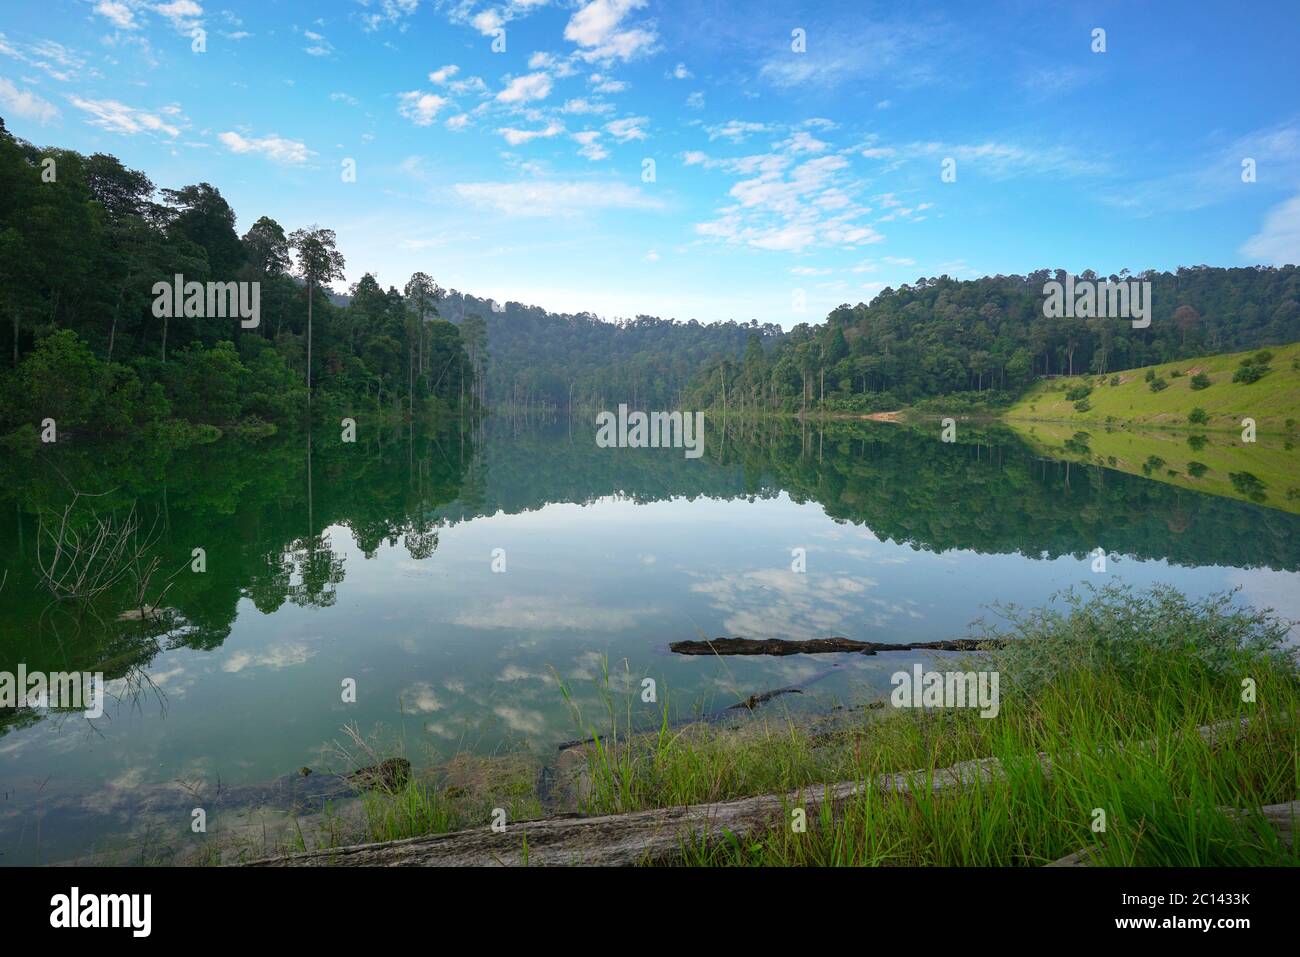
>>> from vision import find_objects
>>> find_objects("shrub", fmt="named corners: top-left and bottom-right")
top-left (1187, 407), bottom-right (1209, 425)
top-left (1149, 377), bottom-right (1168, 392)
top-left (1109, 374), bottom-right (1120, 386)
top-left (1187, 461), bottom-right (1208, 478)
top-left (1144, 368), bottom-right (1156, 382)
top-left (1233, 363), bottom-right (1269, 384)
top-left (1073, 398), bottom-right (1091, 412)
top-left (1065, 384), bottom-right (1092, 402)
top-left (1189, 373), bottom-right (1211, 390)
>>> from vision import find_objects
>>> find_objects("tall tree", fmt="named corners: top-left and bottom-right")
top-left (288, 227), bottom-right (346, 394)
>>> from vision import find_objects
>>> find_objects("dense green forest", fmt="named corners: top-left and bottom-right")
top-left (437, 290), bottom-right (783, 410)
top-left (684, 267), bottom-right (1300, 413)
top-left (4, 117), bottom-right (1298, 438)
top-left (0, 117), bottom-right (478, 444)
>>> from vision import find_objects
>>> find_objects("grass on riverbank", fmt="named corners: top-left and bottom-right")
top-left (269, 584), bottom-right (1297, 866)
top-left (1006, 342), bottom-right (1300, 434)
top-left (557, 584), bottom-right (1299, 866)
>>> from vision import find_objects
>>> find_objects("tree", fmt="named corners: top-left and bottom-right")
top-left (288, 226), bottom-right (346, 394)
top-left (161, 183), bottom-right (245, 279)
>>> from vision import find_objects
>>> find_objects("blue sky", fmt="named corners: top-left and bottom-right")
top-left (1, 0), bottom-right (1297, 327)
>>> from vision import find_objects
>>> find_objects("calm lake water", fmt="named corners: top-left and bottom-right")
top-left (3, 416), bottom-right (1299, 864)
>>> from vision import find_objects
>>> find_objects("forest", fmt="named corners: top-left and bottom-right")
top-left (0, 117), bottom-right (480, 445)
top-left (683, 266), bottom-right (1300, 414)
top-left (3, 116), bottom-right (1299, 440)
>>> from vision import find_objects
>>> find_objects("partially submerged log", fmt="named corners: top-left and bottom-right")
top-left (669, 636), bottom-right (1003, 657)
top-left (245, 755), bottom-right (1004, 867)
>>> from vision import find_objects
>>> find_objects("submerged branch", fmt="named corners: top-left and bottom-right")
top-left (668, 636), bottom-right (1005, 657)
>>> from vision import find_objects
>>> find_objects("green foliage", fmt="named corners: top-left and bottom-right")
top-left (1190, 372), bottom-right (1212, 390)
top-left (1149, 376), bottom-right (1168, 392)
top-left (0, 124), bottom-right (479, 438)
top-left (1233, 361), bottom-right (1270, 384)
top-left (1187, 407), bottom-right (1209, 425)
top-left (1064, 384), bottom-right (1092, 402)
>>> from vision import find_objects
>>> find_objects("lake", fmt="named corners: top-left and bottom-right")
top-left (2, 415), bottom-right (1299, 864)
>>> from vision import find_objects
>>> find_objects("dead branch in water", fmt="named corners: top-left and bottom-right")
top-left (668, 636), bottom-right (1005, 657)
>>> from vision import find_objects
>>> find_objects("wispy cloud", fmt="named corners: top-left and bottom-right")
top-left (454, 178), bottom-right (662, 217)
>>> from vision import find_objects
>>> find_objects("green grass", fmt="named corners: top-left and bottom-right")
top-left (566, 584), bottom-right (1300, 866)
top-left (1006, 342), bottom-right (1300, 434)
top-left (265, 585), bottom-right (1298, 867)
top-left (1010, 421), bottom-right (1300, 514)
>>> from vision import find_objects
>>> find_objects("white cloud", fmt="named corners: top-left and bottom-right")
top-left (667, 62), bottom-right (691, 79)
top-left (153, 0), bottom-right (205, 32)
top-left (429, 64), bottom-right (459, 84)
top-left (496, 71), bottom-right (552, 104)
top-left (0, 33), bottom-right (88, 82)
top-left (1241, 193), bottom-right (1300, 264)
top-left (564, 0), bottom-right (657, 62)
top-left (573, 129), bottom-right (608, 160)
top-left (685, 91), bottom-right (704, 109)
top-left (471, 9), bottom-right (504, 34)
top-left (454, 179), bottom-right (662, 217)
top-left (446, 112), bottom-right (471, 131)
top-left (561, 97), bottom-right (612, 115)
top-left (218, 130), bottom-right (314, 163)
top-left (496, 120), bottom-right (563, 145)
top-left (604, 115), bottom-right (646, 142)
top-left (68, 95), bottom-right (180, 137)
top-left (94, 0), bottom-right (139, 29)
top-left (588, 72), bottom-right (627, 93)
top-left (397, 89), bottom-right (448, 126)
top-left (0, 76), bottom-right (59, 123)
top-left (706, 119), bottom-right (768, 142)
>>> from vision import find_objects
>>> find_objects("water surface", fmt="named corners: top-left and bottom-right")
top-left (2, 416), bottom-right (1298, 863)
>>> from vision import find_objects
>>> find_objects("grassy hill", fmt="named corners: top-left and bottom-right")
top-left (1011, 421), bottom-right (1300, 514)
top-left (1005, 342), bottom-right (1300, 434)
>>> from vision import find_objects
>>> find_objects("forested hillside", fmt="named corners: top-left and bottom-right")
top-left (4, 117), bottom-right (1298, 437)
top-left (684, 267), bottom-right (1300, 413)
top-left (439, 291), bottom-right (783, 409)
top-left (0, 118), bottom-right (477, 442)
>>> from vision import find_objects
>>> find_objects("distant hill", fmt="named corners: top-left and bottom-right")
top-left (1006, 342), bottom-right (1300, 432)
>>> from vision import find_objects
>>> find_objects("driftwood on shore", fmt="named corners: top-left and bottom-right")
top-left (668, 636), bottom-right (1004, 657)
top-left (244, 714), bottom-right (1286, 867)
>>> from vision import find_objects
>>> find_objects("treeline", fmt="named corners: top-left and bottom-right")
top-left (684, 267), bottom-right (1300, 413)
top-left (437, 291), bottom-right (784, 410)
top-left (0, 117), bottom-right (478, 443)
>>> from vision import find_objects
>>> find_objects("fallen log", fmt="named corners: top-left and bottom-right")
top-left (243, 713), bottom-right (1281, 867)
top-left (244, 755), bottom-right (1004, 867)
top-left (668, 636), bottom-right (1003, 657)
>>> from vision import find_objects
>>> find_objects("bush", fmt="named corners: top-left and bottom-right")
top-left (1253, 349), bottom-right (1274, 364)
top-left (1149, 377), bottom-right (1168, 392)
top-left (1187, 461), bottom-right (1208, 478)
top-left (1189, 373), bottom-right (1211, 390)
top-left (1187, 407), bottom-right (1209, 425)
top-left (1073, 398), bottom-right (1091, 412)
top-left (979, 583), bottom-right (1293, 693)
top-left (1144, 368), bottom-right (1156, 382)
top-left (1065, 384), bottom-right (1092, 402)
top-left (1109, 374), bottom-right (1120, 386)
top-left (1233, 363), bottom-right (1269, 384)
